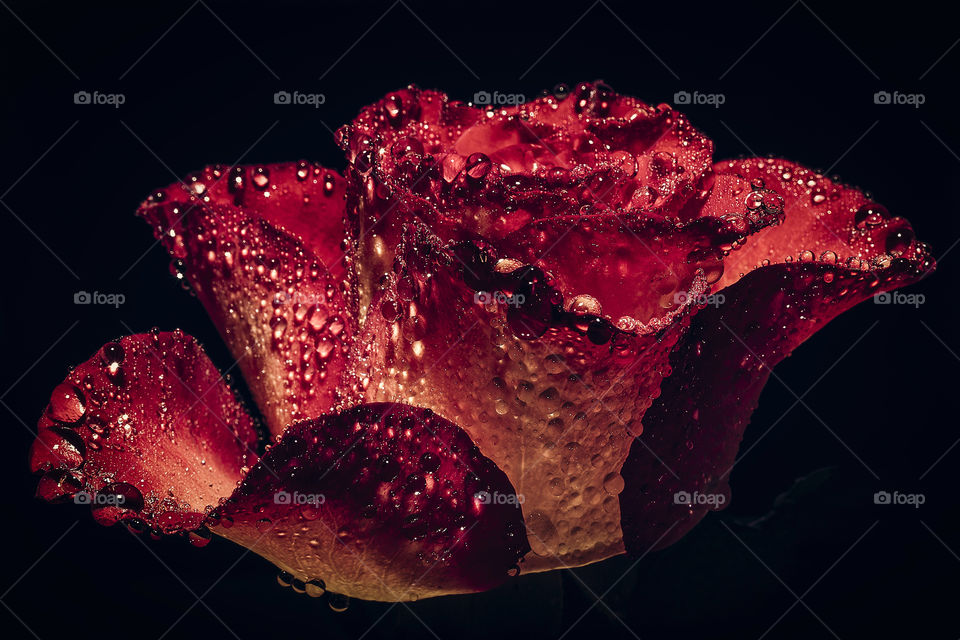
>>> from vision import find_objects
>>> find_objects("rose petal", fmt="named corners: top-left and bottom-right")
top-left (213, 403), bottom-right (528, 601)
top-left (497, 177), bottom-right (782, 325)
top-left (139, 167), bottom-right (356, 436)
top-left (619, 158), bottom-right (934, 553)
top-left (341, 83), bottom-right (718, 316)
top-left (31, 331), bottom-right (257, 534)
top-left (346, 221), bottom-right (704, 571)
top-left (714, 157), bottom-right (931, 285)
top-left (147, 162), bottom-right (349, 279)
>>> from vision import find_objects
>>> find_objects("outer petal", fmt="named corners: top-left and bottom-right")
top-left (139, 165), bottom-right (356, 437)
top-left (212, 403), bottom-right (529, 601)
top-left (147, 162), bottom-right (349, 279)
top-left (31, 331), bottom-right (258, 536)
top-left (345, 221), bottom-right (707, 572)
top-left (619, 158), bottom-right (934, 553)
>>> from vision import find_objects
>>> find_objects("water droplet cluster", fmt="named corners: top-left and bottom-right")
top-left (141, 166), bottom-right (355, 435)
top-left (348, 228), bottom-right (694, 571)
top-left (714, 158), bottom-right (933, 285)
top-left (339, 82), bottom-right (722, 319)
top-left (214, 404), bottom-right (528, 601)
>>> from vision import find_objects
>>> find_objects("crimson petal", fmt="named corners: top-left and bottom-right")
top-left (31, 331), bottom-right (257, 534)
top-left (139, 165), bottom-right (356, 436)
top-left (213, 403), bottom-right (528, 601)
top-left (619, 158), bottom-right (934, 553)
top-left (497, 175), bottom-right (782, 325)
top-left (341, 83), bottom-right (719, 316)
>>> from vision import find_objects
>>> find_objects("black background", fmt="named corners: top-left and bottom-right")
top-left (1, 1), bottom-right (957, 638)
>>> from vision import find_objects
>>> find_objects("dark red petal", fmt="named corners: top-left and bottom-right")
top-left (345, 222), bottom-right (701, 572)
top-left (619, 158), bottom-right (934, 553)
top-left (341, 83), bottom-right (718, 315)
top-left (31, 331), bottom-right (258, 534)
top-left (213, 403), bottom-right (528, 601)
top-left (497, 178), bottom-right (781, 325)
top-left (139, 168), bottom-right (356, 436)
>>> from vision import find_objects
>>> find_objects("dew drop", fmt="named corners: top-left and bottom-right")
top-left (602, 472), bottom-right (625, 495)
top-left (328, 593), bottom-right (350, 612)
top-left (252, 167), bottom-right (270, 190)
top-left (305, 579), bottom-right (326, 598)
top-left (188, 528), bottom-right (212, 547)
top-left (268, 316), bottom-right (288, 341)
top-left (854, 203), bottom-right (889, 229)
top-left (47, 383), bottom-right (85, 423)
top-left (568, 294), bottom-right (602, 315)
top-left (296, 161), bottom-right (310, 181)
top-left (885, 225), bottom-right (915, 256)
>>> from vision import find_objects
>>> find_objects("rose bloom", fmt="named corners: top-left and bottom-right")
top-left (30, 82), bottom-right (932, 604)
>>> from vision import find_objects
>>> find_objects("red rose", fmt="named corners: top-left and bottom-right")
top-left (30, 83), bottom-right (933, 602)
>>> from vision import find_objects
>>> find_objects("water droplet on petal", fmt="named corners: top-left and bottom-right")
top-left (885, 225), bottom-right (915, 256)
top-left (328, 593), bottom-right (350, 612)
top-left (46, 383), bottom-right (85, 423)
top-left (305, 579), bottom-right (326, 598)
